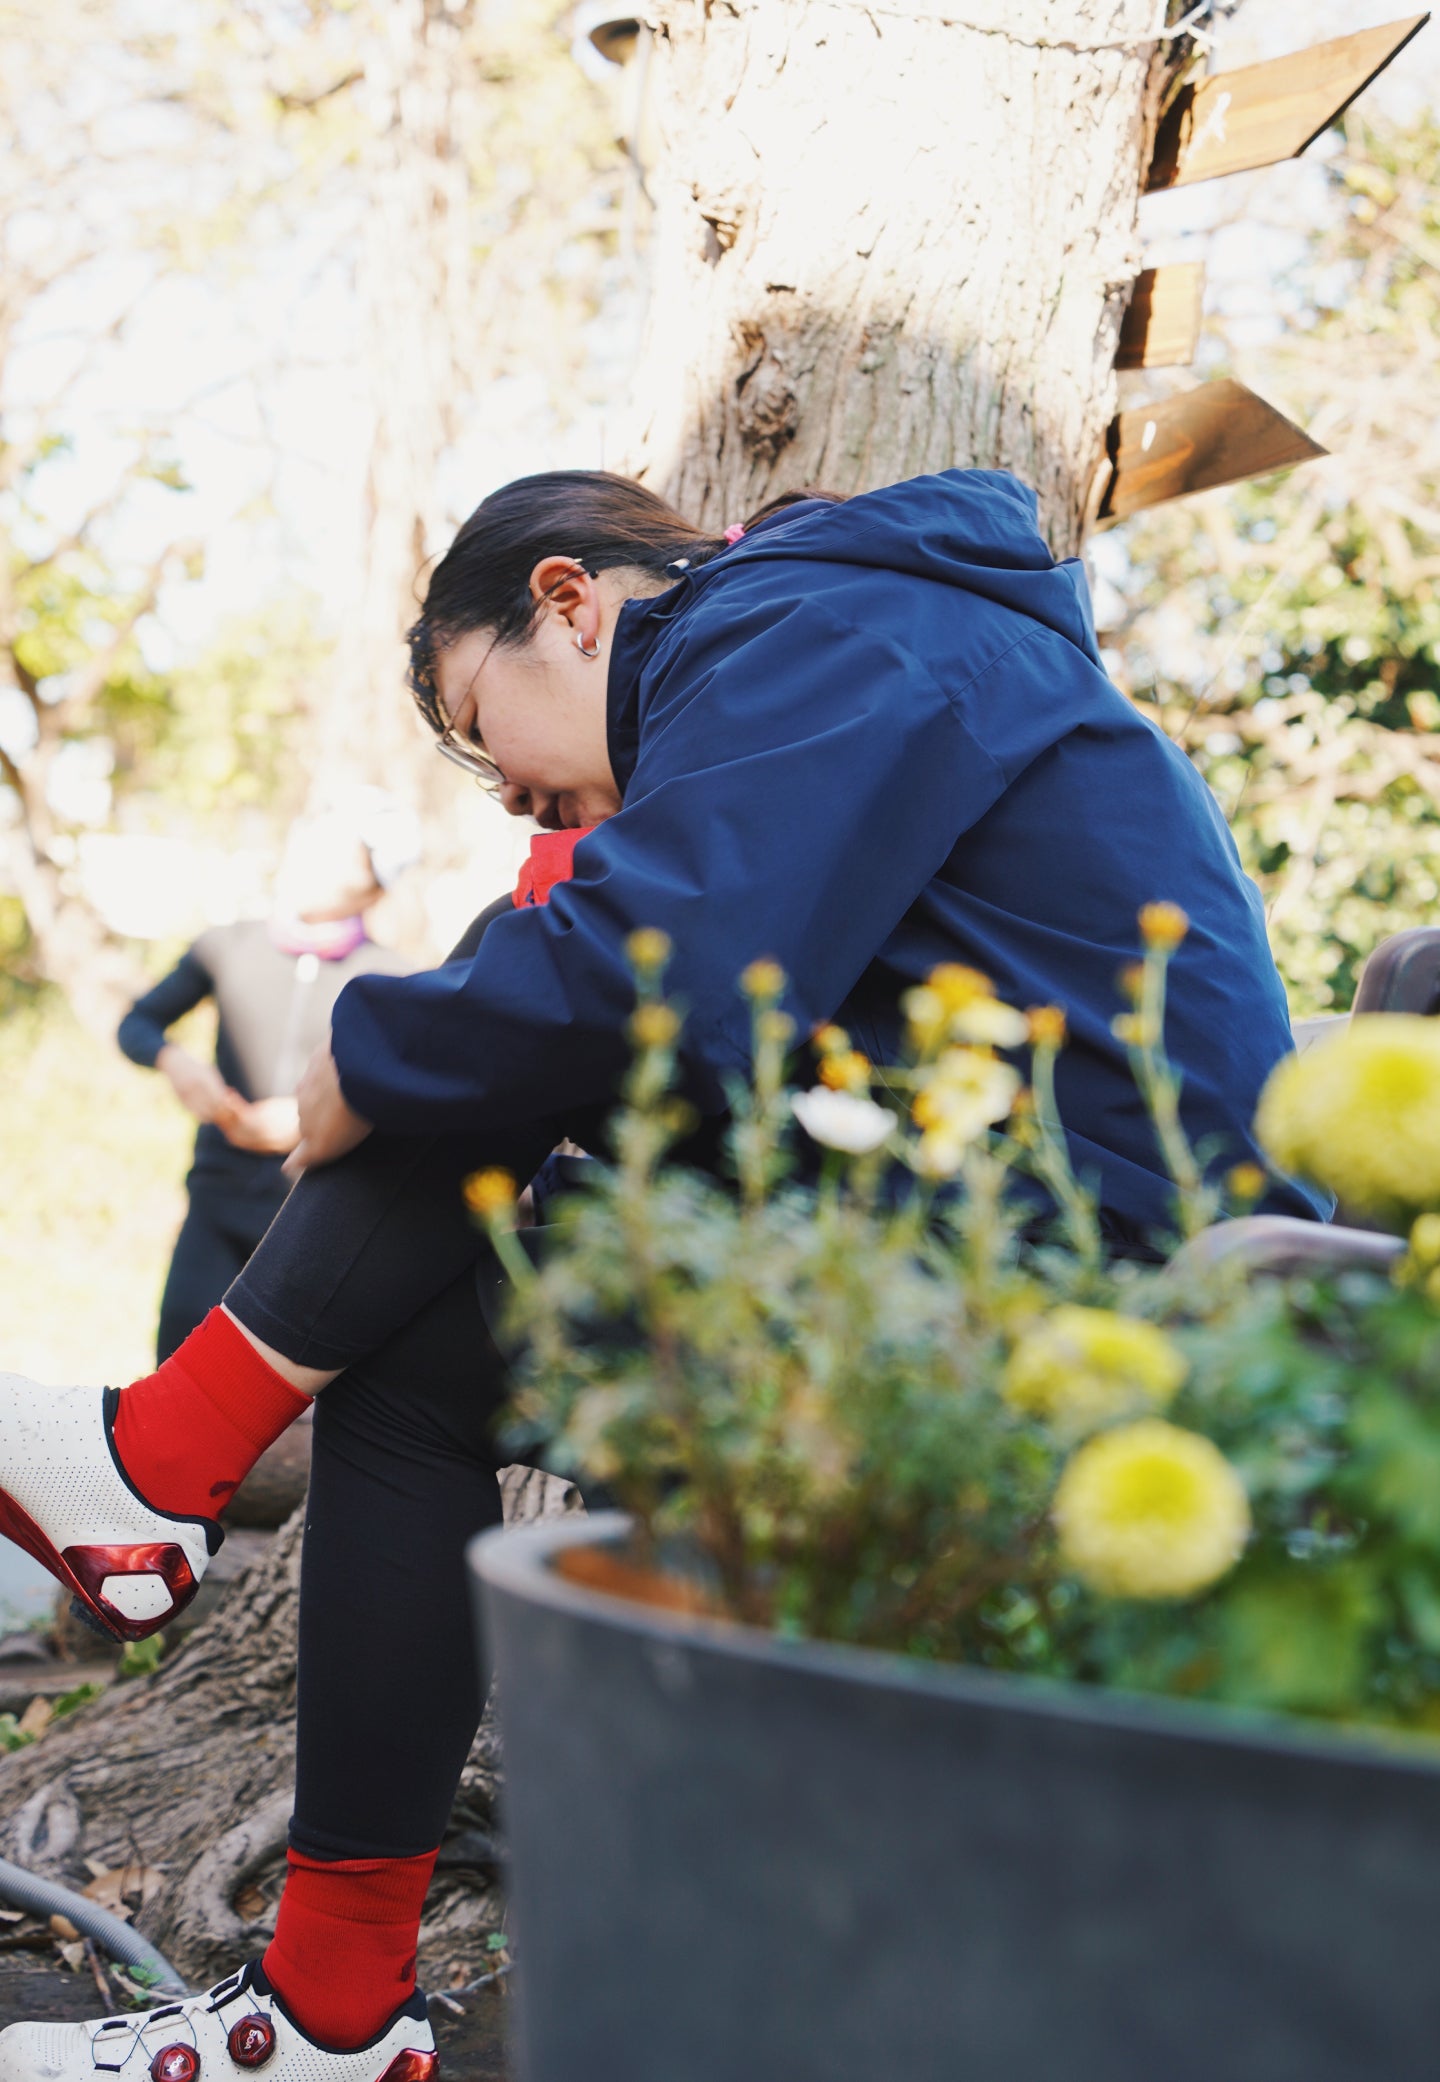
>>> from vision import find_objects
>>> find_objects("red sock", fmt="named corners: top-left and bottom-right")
top-left (111, 1308), bottom-right (312, 1521)
top-left (264, 1848), bottom-right (438, 2048)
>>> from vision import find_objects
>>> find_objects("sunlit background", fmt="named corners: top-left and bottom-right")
top-left (2, 0), bottom-right (1438, 1624)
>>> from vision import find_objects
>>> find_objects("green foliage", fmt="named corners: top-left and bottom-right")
top-left (50, 1681), bottom-right (104, 1719)
top-left (1110, 113), bottom-right (1440, 1015)
top-left (489, 945), bottom-right (1440, 1741)
top-left (0, 994), bottom-right (193, 1386)
top-left (118, 1635), bottom-right (165, 1680)
top-left (135, 598), bottom-right (324, 825)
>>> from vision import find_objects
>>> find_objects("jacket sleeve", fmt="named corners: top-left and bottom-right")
top-left (116, 947), bottom-right (214, 1069)
top-left (330, 601), bottom-right (1012, 1136)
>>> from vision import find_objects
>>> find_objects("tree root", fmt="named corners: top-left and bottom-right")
top-left (0, 1464), bottom-right (578, 1991)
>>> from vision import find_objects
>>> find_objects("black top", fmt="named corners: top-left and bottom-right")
top-left (118, 920), bottom-right (410, 1199)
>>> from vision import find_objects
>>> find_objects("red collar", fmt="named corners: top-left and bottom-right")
top-left (512, 826), bottom-right (595, 907)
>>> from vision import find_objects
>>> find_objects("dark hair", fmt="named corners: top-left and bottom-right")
top-left (406, 469), bottom-right (841, 733)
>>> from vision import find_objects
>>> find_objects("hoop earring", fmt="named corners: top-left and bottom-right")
top-left (575, 632), bottom-right (601, 660)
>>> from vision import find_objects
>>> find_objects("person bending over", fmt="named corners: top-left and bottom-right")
top-left (0, 468), bottom-right (1324, 2081)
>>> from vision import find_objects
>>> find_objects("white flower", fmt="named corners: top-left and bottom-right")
top-left (949, 998), bottom-right (1030, 1049)
top-left (791, 1086), bottom-right (894, 1155)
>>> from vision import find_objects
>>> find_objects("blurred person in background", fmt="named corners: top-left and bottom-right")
top-left (117, 799), bottom-right (418, 1362)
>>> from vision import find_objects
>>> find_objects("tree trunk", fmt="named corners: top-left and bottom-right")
top-left (624, 0), bottom-right (1183, 555)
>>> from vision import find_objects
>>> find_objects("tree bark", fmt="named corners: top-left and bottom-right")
top-left (624, 0), bottom-right (1183, 555)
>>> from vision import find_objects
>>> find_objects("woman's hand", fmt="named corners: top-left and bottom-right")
top-left (215, 1094), bottom-right (302, 1155)
top-left (157, 1043), bottom-right (239, 1124)
top-left (283, 1042), bottom-right (373, 1178)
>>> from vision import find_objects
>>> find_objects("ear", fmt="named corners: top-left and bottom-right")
top-left (529, 557), bottom-right (596, 620)
top-left (529, 557), bottom-right (603, 654)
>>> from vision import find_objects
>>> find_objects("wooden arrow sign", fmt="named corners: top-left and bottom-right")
top-left (1146, 14), bottom-right (1429, 191)
top-left (1096, 379), bottom-right (1326, 524)
top-left (1116, 263), bottom-right (1205, 370)
top-left (588, 15), bottom-right (642, 64)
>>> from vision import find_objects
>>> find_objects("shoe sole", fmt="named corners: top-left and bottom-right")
top-left (0, 1482), bottom-right (198, 1644)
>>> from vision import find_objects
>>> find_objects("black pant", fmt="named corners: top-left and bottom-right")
top-left (224, 900), bottom-right (606, 1860)
top-left (290, 1261), bottom-right (512, 1859)
top-left (158, 1182), bottom-right (285, 1363)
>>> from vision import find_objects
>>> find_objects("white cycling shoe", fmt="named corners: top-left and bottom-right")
top-left (0, 1375), bottom-right (217, 1643)
top-left (0, 1960), bottom-right (439, 2080)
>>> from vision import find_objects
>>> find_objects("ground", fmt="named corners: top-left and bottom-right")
top-left (0, 1953), bottom-right (512, 2071)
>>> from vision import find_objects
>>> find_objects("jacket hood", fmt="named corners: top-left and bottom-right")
top-left (606, 469), bottom-right (1102, 792)
top-left (698, 470), bottom-right (1101, 664)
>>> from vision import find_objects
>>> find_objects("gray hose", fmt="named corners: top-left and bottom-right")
top-left (0, 1854), bottom-right (188, 1998)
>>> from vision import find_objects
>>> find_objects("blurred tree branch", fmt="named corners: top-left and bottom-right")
top-left (1108, 111), bottom-right (1440, 1012)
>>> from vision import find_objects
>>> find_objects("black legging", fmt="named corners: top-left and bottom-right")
top-left (224, 897), bottom-right (609, 1860)
top-left (289, 1261), bottom-right (513, 1859)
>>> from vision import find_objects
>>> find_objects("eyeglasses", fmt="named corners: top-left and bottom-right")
top-left (434, 712), bottom-right (506, 795)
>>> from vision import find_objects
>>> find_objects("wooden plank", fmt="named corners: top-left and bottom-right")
top-left (588, 15), bottom-right (642, 64)
top-left (1116, 263), bottom-right (1205, 370)
top-left (1096, 379), bottom-right (1326, 523)
top-left (1146, 15), bottom-right (1429, 191)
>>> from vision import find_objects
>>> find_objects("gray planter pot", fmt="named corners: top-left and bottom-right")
top-left (470, 1512), bottom-right (1440, 2082)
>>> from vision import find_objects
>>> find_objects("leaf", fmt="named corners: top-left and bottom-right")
top-left (1347, 1385), bottom-right (1440, 1549)
top-left (1398, 1564), bottom-right (1440, 1654)
top-left (1217, 1562), bottom-right (1381, 1713)
top-left (16, 1697), bottom-right (52, 1740)
top-left (84, 1864), bottom-right (165, 1915)
top-left (51, 1682), bottom-right (104, 1720)
top-left (117, 1635), bottom-right (165, 1680)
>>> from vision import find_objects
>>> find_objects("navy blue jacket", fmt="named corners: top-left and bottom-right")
top-left (332, 470), bottom-right (1325, 1248)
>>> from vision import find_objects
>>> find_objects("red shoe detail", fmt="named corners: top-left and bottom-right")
top-left (0, 1482), bottom-right (197, 1643)
top-left (378, 2055), bottom-right (440, 2080)
top-left (226, 2013), bottom-right (276, 2067)
top-left (149, 2047), bottom-right (200, 2082)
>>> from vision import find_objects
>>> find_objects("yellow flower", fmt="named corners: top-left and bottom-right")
top-left (819, 1049), bottom-right (871, 1094)
top-left (1410, 1213), bottom-right (1440, 1271)
top-left (1054, 1420), bottom-right (1250, 1600)
top-left (1117, 964), bottom-right (1145, 1003)
top-left (812, 1023), bottom-right (850, 1057)
top-left (1003, 1306), bottom-right (1186, 1430)
top-left (463, 1168), bottom-right (517, 1220)
top-left (625, 927), bottom-right (672, 971)
top-left (630, 1001), bottom-right (681, 1050)
top-left (741, 958), bottom-right (786, 999)
top-left (911, 1047), bottom-right (1022, 1173)
top-left (1139, 902), bottom-right (1189, 952)
top-left (1226, 1163), bottom-right (1267, 1204)
top-left (928, 963), bottom-right (993, 1011)
top-left (1027, 1004), bottom-right (1067, 1049)
top-left (1255, 1016), bottom-right (1440, 1219)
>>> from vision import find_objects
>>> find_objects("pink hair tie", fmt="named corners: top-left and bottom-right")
top-left (723, 522), bottom-right (746, 544)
